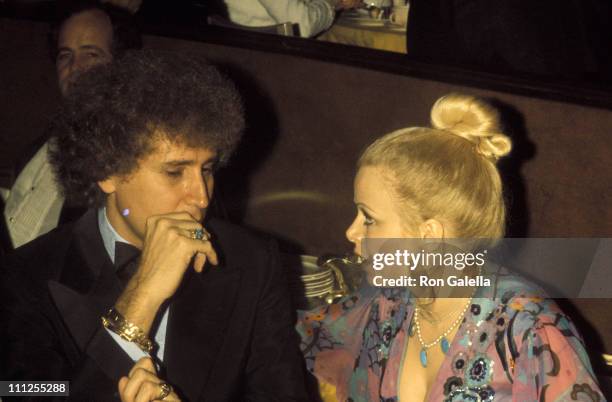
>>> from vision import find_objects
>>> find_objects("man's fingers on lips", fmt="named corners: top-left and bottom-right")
top-left (168, 210), bottom-right (202, 221)
top-left (150, 212), bottom-right (199, 226)
top-left (160, 211), bottom-right (195, 219)
top-left (162, 219), bottom-right (203, 232)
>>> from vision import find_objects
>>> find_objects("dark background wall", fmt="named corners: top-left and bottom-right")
top-left (146, 36), bottom-right (612, 246)
top-left (1, 18), bottom-right (611, 384)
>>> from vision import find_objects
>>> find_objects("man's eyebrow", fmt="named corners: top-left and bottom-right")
top-left (162, 160), bottom-right (195, 167)
top-left (162, 158), bottom-right (217, 167)
top-left (56, 45), bottom-right (108, 55)
top-left (78, 45), bottom-right (108, 52)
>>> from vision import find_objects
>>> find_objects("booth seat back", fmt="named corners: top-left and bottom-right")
top-left (145, 36), bottom-right (612, 252)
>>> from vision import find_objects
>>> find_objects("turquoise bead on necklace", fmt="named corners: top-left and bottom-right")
top-left (418, 336), bottom-right (451, 367)
top-left (413, 298), bottom-right (473, 368)
top-left (420, 348), bottom-right (428, 367)
top-left (441, 337), bottom-right (450, 353)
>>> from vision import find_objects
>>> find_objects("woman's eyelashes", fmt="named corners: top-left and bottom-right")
top-left (361, 210), bottom-right (375, 226)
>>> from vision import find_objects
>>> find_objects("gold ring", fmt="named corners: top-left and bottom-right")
top-left (158, 382), bottom-right (172, 400)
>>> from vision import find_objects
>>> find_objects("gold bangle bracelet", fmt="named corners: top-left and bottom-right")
top-left (101, 307), bottom-right (155, 353)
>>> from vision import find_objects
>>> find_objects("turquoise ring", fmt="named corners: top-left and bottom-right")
top-left (190, 228), bottom-right (210, 241)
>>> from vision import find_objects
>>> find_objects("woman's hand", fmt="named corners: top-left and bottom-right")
top-left (118, 357), bottom-right (181, 402)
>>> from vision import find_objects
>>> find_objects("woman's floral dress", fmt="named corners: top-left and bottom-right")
top-left (297, 269), bottom-right (605, 401)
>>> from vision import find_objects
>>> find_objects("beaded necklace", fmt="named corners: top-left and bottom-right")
top-left (410, 264), bottom-right (483, 367)
top-left (417, 304), bottom-right (465, 324)
top-left (412, 295), bottom-right (473, 367)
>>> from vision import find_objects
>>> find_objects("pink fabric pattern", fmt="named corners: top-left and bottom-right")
top-left (297, 269), bottom-right (605, 401)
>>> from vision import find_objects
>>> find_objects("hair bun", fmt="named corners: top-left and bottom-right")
top-left (430, 93), bottom-right (512, 161)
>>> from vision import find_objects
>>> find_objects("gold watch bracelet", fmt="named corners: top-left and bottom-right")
top-left (101, 307), bottom-right (155, 353)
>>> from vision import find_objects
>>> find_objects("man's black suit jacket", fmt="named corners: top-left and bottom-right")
top-left (0, 209), bottom-right (308, 401)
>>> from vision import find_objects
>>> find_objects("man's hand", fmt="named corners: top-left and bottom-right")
top-left (118, 357), bottom-right (181, 402)
top-left (115, 212), bottom-right (217, 334)
top-left (135, 212), bottom-right (217, 298)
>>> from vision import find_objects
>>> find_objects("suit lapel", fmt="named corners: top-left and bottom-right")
top-left (164, 263), bottom-right (241, 401)
top-left (48, 211), bottom-right (244, 399)
top-left (48, 210), bottom-right (129, 378)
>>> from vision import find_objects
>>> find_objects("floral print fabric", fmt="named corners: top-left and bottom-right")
top-left (297, 269), bottom-right (605, 401)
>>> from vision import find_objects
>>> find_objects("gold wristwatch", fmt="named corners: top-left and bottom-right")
top-left (101, 307), bottom-right (154, 353)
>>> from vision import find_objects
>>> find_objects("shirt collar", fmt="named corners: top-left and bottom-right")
top-left (97, 207), bottom-right (131, 264)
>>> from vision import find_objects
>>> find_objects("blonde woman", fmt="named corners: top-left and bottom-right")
top-left (297, 94), bottom-right (603, 401)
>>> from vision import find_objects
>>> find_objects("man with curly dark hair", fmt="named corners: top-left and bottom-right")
top-left (0, 50), bottom-right (308, 402)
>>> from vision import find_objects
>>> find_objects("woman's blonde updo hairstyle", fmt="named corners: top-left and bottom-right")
top-left (358, 93), bottom-right (512, 240)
